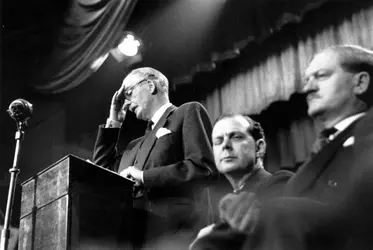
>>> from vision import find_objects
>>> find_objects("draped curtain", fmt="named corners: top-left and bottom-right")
top-left (34, 0), bottom-right (137, 94)
top-left (264, 114), bottom-right (317, 172)
top-left (203, 5), bottom-right (373, 119)
top-left (201, 4), bottom-right (373, 171)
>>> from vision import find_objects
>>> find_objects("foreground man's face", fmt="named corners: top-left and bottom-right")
top-left (212, 116), bottom-right (257, 175)
top-left (122, 74), bottom-right (152, 121)
top-left (304, 50), bottom-right (356, 119)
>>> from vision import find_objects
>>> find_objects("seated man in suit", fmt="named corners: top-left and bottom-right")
top-left (191, 44), bottom-right (373, 250)
top-left (93, 67), bottom-right (217, 249)
top-left (190, 114), bottom-right (293, 250)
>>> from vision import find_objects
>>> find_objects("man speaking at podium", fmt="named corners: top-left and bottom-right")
top-left (93, 67), bottom-right (217, 249)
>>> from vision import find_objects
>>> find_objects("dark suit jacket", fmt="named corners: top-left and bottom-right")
top-left (93, 102), bottom-right (217, 237)
top-left (283, 117), bottom-right (360, 203)
top-left (248, 115), bottom-right (369, 250)
top-left (191, 168), bottom-right (293, 250)
top-left (192, 114), bottom-right (369, 250)
top-left (211, 168), bottom-right (293, 219)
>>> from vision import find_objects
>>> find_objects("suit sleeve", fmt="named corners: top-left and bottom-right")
top-left (143, 102), bottom-right (217, 188)
top-left (92, 125), bottom-right (122, 172)
top-left (249, 197), bottom-right (343, 250)
top-left (192, 195), bottom-right (345, 250)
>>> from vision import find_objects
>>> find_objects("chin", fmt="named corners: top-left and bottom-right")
top-left (308, 106), bottom-right (323, 118)
top-left (136, 114), bottom-right (145, 121)
top-left (218, 164), bottom-right (239, 174)
top-left (135, 110), bottom-right (144, 120)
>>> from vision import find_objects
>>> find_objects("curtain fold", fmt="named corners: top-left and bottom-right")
top-left (34, 0), bottom-right (137, 94)
top-left (203, 4), bottom-right (373, 120)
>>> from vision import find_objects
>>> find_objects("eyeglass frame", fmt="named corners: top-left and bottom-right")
top-left (124, 78), bottom-right (149, 100)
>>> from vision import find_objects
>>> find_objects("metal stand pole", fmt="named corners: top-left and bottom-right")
top-left (1, 123), bottom-right (25, 250)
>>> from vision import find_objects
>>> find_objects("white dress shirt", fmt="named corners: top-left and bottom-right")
top-left (329, 112), bottom-right (366, 141)
top-left (149, 102), bottom-right (172, 130)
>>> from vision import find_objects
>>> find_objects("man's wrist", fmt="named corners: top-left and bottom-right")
top-left (105, 118), bottom-right (122, 128)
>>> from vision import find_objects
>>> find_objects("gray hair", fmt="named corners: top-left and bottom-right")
top-left (326, 44), bottom-right (373, 75)
top-left (321, 45), bottom-right (373, 106)
top-left (129, 67), bottom-right (169, 94)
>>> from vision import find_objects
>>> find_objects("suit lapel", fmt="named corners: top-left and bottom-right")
top-left (136, 105), bottom-right (177, 170)
top-left (284, 119), bottom-right (360, 197)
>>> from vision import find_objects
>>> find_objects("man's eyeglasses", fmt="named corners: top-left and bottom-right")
top-left (124, 79), bottom-right (148, 100)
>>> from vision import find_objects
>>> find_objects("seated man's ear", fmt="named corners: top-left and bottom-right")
top-left (148, 80), bottom-right (157, 95)
top-left (256, 139), bottom-right (266, 159)
top-left (353, 71), bottom-right (370, 95)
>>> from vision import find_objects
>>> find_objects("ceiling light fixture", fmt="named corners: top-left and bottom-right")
top-left (117, 33), bottom-right (141, 57)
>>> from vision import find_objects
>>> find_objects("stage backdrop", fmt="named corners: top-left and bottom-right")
top-left (197, 2), bottom-right (373, 171)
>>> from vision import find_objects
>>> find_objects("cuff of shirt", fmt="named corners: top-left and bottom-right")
top-left (105, 118), bottom-right (122, 128)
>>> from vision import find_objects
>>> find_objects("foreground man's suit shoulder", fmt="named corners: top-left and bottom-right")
top-left (142, 101), bottom-right (217, 188)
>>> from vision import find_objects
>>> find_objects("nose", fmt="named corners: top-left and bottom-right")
top-left (222, 138), bottom-right (232, 150)
top-left (128, 102), bottom-right (137, 112)
top-left (302, 78), bottom-right (316, 95)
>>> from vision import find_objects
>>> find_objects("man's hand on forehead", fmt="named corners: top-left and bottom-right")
top-left (117, 85), bottom-right (126, 101)
top-left (111, 88), bottom-right (130, 111)
top-left (108, 89), bottom-right (130, 123)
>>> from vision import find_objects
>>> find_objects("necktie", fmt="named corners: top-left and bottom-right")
top-left (311, 127), bottom-right (338, 156)
top-left (145, 120), bottom-right (153, 135)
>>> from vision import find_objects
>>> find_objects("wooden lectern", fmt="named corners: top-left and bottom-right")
top-left (18, 155), bottom-right (134, 250)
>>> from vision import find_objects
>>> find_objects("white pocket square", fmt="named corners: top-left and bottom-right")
top-left (155, 127), bottom-right (172, 138)
top-left (343, 136), bottom-right (354, 147)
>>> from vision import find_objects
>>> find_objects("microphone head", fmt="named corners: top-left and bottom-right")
top-left (7, 99), bottom-right (33, 123)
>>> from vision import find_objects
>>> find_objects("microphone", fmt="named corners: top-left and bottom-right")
top-left (7, 99), bottom-right (33, 124)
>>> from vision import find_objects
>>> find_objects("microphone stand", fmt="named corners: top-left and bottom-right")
top-left (1, 121), bottom-right (26, 250)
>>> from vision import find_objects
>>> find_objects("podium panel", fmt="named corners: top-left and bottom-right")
top-left (18, 155), bottom-right (133, 250)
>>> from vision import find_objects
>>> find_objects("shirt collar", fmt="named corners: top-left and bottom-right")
top-left (150, 102), bottom-right (172, 129)
top-left (334, 112), bottom-right (366, 132)
top-left (232, 166), bottom-right (261, 194)
top-left (328, 112), bottom-right (365, 140)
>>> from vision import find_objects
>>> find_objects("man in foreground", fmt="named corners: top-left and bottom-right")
top-left (191, 114), bottom-right (292, 249)
top-left (93, 67), bottom-right (217, 249)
